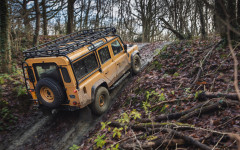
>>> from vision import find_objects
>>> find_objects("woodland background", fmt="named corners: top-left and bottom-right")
top-left (0, 0), bottom-right (240, 73)
top-left (1, 1), bottom-right (240, 149)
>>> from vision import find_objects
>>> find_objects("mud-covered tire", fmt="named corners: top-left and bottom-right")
top-left (89, 87), bottom-right (110, 115)
top-left (36, 78), bottom-right (65, 108)
top-left (132, 55), bottom-right (141, 74)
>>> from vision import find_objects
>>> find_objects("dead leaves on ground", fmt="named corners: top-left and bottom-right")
top-left (82, 38), bottom-right (240, 150)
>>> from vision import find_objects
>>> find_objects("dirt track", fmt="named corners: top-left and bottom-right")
top-left (0, 42), bottom-right (170, 150)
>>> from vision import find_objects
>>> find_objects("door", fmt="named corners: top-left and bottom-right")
top-left (110, 39), bottom-right (130, 78)
top-left (97, 45), bottom-right (117, 85)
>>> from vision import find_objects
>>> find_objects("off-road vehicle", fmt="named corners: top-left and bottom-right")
top-left (22, 27), bottom-right (141, 115)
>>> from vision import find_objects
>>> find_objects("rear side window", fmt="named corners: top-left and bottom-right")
top-left (98, 46), bottom-right (111, 64)
top-left (61, 68), bottom-right (71, 83)
top-left (27, 68), bottom-right (35, 83)
top-left (73, 53), bottom-right (98, 80)
top-left (111, 40), bottom-right (123, 55)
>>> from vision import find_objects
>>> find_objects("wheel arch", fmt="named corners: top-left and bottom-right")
top-left (91, 79), bottom-right (108, 103)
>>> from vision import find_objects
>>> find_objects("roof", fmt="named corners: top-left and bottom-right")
top-left (67, 36), bottom-right (115, 61)
top-left (23, 27), bottom-right (117, 60)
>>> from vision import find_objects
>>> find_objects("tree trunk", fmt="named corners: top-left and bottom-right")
top-left (197, 0), bottom-right (206, 39)
top-left (22, 0), bottom-right (31, 38)
top-left (42, 0), bottom-right (48, 36)
top-left (33, 0), bottom-right (40, 46)
top-left (160, 17), bottom-right (185, 40)
top-left (0, 0), bottom-right (11, 73)
top-left (238, 0), bottom-right (240, 26)
top-left (84, 0), bottom-right (91, 28)
top-left (215, 0), bottom-right (227, 40)
top-left (67, 0), bottom-right (75, 34)
top-left (95, 0), bottom-right (100, 28)
top-left (228, 0), bottom-right (238, 40)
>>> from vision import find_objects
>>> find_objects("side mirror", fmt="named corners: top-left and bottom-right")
top-left (124, 44), bottom-right (127, 52)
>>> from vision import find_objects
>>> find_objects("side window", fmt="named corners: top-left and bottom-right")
top-left (61, 68), bottom-right (71, 83)
top-left (98, 46), bottom-right (111, 64)
top-left (73, 53), bottom-right (98, 80)
top-left (111, 40), bottom-right (123, 55)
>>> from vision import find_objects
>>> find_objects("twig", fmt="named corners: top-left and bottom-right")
top-left (212, 135), bottom-right (224, 150)
top-left (210, 78), bottom-right (216, 92)
top-left (151, 99), bottom-right (189, 109)
top-left (110, 133), bottom-right (143, 148)
top-left (174, 125), bottom-right (229, 135)
top-left (228, 133), bottom-right (240, 150)
top-left (165, 133), bottom-right (175, 150)
top-left (198, 100), bottom-right (211, 118)
top-left (216, 115), bottom-right (240, 128)
top-left (131, 129), bottom-right (143, 150)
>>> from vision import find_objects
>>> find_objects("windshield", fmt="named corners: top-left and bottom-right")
top-left (34, 63), bottom-right (59, 80)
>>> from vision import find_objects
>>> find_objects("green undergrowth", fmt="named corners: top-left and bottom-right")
top-left (0, 68), bottom-right (27, 131)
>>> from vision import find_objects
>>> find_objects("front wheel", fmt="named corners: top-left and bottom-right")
top-left (89, 87), bottom-right (110, 115)
top-left (132, 55), bottom-right (141, 74)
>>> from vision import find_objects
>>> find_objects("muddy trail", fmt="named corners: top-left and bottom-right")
top-left (0, 42), bottom-right (170, 150)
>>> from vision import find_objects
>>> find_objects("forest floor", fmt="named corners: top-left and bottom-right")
top-left (80, 37), bottom-right (240, 150)
top-left (0, 37), bottom-right (240, 150)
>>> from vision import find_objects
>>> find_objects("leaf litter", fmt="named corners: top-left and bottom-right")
top-left (81, 37), bottom-right (240, 150)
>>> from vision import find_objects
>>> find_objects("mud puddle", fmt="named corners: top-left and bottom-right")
top-left (0, 42), bottom-right (170, 150)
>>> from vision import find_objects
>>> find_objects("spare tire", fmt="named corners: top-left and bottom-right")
top-left (36, 78), bottom-right (65, 108)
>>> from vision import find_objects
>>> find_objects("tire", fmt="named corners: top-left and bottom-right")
top-left (89, 87), bottom-right (110, 115)
top-left (132, 55), bottom-right (141, 74)
top-left (36, 78), bottom-right (65, 108)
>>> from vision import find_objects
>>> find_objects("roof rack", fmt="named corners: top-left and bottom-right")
top-left (23, 27), bottom-right (117, 58)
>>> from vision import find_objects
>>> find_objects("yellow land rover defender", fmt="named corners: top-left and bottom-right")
top-left (22, 27), bottom-right (141, 115)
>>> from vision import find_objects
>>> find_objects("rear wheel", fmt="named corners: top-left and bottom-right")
top-left (89, 87), bottom-right (110, 115)
top-left (132, 55), bottom-right (141, 74)
top-left (36, 78), bottom-right (65, 108)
